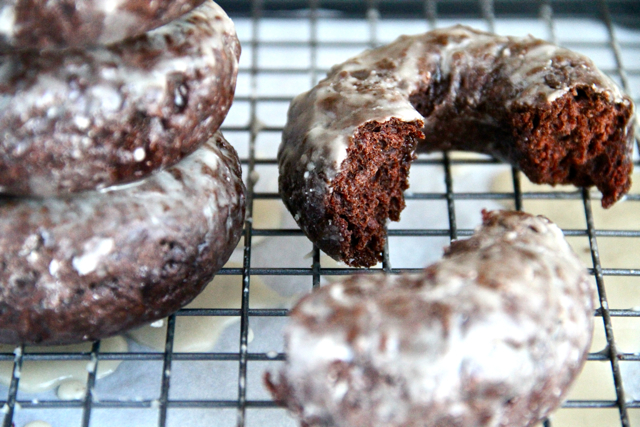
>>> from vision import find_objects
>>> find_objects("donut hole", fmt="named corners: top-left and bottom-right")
top-left (510, 87), bottom-right (633, 208)
top-left (325, 118), bottom-right (424, 267)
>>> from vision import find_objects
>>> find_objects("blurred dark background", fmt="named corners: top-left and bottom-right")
top-left (216, 0), bottom-right (640, 28)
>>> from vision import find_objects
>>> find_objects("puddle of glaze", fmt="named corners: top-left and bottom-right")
top-left (0, 336), bottom-right (127, 394)
top-left (56, 379), bottom-right (86, 400)
top-left (24, 421), bottom-right (53, 427)
top-left (127, 263), bottom-right (290, 352)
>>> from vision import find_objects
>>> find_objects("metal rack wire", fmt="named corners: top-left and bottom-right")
top-left (1, 0), bottom-right (639, 426)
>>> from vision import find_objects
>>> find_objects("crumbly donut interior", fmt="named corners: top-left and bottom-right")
top-left (412, 83), bottom-right (632, 209)
top-left (326, 118), bottom-right (423, 267)
top-left (509, 87), bottom-right (633, 208)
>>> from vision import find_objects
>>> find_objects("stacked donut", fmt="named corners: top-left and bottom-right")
top-left (0, 1), bottom-right (245, 345)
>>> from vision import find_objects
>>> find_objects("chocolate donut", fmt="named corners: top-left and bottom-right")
top-left (0, 0), bottom-right (240, 196)
top-left (0, 0), bottom-right (205, 50)
top-left (0, 131), bottom-right (245, 345)
top-left (278, 25), bottom-right (635, 267)
top-left (266, 210), bottom-right (595, 427)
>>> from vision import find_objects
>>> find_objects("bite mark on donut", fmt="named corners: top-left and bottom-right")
top-left (509, 87), bottom-right (633, 208)
top-left (412, 77), bottom-right (633, 209)
top-left (325, 118), bottom-right (423, 267)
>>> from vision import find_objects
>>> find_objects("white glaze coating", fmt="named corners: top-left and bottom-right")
top-left (0, 5), bottom-right (14, 38)
top-left (71, 237), bottom-right (115, 276)
top-left (268, 211), bottom-right (595, 427)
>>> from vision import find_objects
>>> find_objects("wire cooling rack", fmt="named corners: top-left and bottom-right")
top-left (1, 0), bottom-right (640, 426)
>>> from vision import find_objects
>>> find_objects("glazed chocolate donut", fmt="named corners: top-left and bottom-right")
top-left (278, 25), bottom-right (635, 267)
top-left (266, 210), bottom-right (595, 427)
top-left (0, 131), bottom-right (245, 345)
top-left (0, 0), bottom-right (240, 196)
top-left (0, 0), bottom-right (205, 50)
